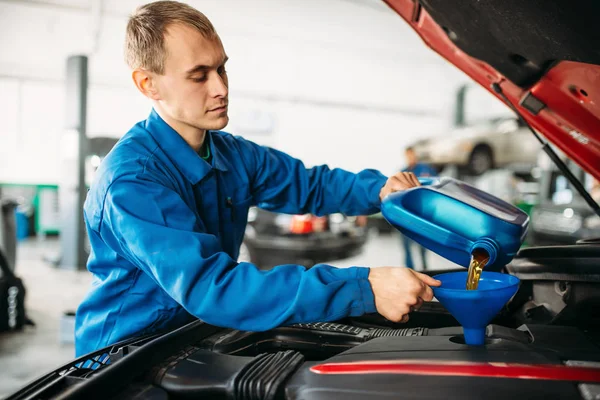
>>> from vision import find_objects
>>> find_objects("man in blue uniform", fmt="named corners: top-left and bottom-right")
top-left (74, 0), bottom-right (441, 356)
top-left (400, 147), bottom-right (438, 270)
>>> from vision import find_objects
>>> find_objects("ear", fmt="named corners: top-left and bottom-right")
top-left (132, 69), bottom-right (161, 100)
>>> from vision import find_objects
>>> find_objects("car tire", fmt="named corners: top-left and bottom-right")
top-left (468, 145), bottom-right (493, 175)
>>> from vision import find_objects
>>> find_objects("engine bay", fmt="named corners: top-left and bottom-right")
top-left (8, 245), bottom-right (600, 400)
top-left (155, 321), bottom-right (600, 400)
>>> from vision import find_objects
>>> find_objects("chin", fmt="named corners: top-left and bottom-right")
top-left (191, 115), bottom-right (229, 132)
top-left (209, 115), bottom-right (229, 131)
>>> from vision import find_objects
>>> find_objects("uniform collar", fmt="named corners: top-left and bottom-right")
top-left (145, 109), bottom-right (228, 185)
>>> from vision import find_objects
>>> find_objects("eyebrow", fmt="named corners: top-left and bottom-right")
top-left (186, 56), bottom-right (229, 75)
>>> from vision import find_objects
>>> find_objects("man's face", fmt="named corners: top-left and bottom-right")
top-left (153, 23), bottom-right (229, 132)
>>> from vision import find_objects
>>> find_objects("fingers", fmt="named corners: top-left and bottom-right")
top-left (407, 271), bottom-right (436, 302)
top-left (420, 285), bottom-right (434, 302)
top-left (380, 172), bottom-right (420, 201)
top-left (414, 271), bottom-right (442, 287)
top-left (408, 172), bottom-right (421, 187)
top-left (395, 172), bottom-right (418, 187)
top-left (400, 300), bottom-right (419, 322)
top-left (370, 266), bottom-right (436, 324)
top-left (388, 176), bottom-right (407, 192)
top-left (412, 298), bottom-right (424, 311)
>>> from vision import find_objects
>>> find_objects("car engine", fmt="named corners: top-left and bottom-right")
top-left (7, 244), bottom-right (600, 400)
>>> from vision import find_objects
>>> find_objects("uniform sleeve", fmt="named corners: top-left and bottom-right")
top-left (98, 176), bottom-right (376, 332)
top-left (236, 137), bottom-right (388, 216)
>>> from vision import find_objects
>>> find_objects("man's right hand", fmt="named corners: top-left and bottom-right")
top-left (368, 267), bottom-right (442, 323)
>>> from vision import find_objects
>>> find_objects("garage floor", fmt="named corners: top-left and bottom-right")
top-left (0, 232), bottom-right (455, 398)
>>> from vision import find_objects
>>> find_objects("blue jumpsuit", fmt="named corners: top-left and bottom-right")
top-left (75, 109), bottom-right (388, 356)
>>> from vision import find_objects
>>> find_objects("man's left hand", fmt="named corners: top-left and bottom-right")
top-left (379, 172), bottom-right (420, 201)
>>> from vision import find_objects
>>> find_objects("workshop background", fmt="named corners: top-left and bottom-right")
top-left (0, 0), bottom-right (585, 397)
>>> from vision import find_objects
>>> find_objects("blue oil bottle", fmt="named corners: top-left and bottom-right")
top-left (381, 177), bottom-right (529, 270)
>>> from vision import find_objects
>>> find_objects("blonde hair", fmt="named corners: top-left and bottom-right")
top-left (125, 1), bottom-right (218, 74)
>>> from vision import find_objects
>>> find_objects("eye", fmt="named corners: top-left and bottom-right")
top-left (218, 66), bottom-right (227, 75)
top-left (192, 75), bottom-right (207, 83)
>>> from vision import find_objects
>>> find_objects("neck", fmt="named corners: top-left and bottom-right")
top-left (154, 105), bottom-right (206, 152)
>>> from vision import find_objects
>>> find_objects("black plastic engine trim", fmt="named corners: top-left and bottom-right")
top-left (233, 350), bottom-right (304, 400)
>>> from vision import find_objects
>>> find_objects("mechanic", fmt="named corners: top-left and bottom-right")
top-left (74, 0), bottom-right (441, 356)
top-left (400, 146), bottom-right (438, 270)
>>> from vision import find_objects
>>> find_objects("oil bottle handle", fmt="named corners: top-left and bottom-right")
top-left (417, 177), bottom-right (439, 186)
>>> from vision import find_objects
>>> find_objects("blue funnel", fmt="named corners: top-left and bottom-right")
top-left (433, 271), bottom-right (520, 346)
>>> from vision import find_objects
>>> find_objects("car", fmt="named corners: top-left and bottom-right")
top-left (240, 208), bottom-right (368, 269)
top-left (8, 1), bottom-right (600, 399)
top-left (411, 85), bottom-right (541, 175)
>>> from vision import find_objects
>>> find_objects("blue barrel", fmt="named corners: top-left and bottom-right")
top-left (381, 177), bottom-right (529, 270)
top-left (15, 209), bottom-right (29, 241)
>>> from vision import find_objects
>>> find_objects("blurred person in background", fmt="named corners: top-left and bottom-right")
top-left (400, 147), bottom-right (437, 270)
top-left (74, 1), bottom-right (441, 356)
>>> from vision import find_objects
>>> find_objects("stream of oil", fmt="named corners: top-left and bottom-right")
top-left (466, 249), bottom-right (490, 290)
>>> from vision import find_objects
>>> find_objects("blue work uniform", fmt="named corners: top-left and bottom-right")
top-left (75, 109), bottom-right (388, 356)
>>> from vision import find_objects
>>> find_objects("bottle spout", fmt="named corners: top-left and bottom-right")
top-left (470, 238), bottom-right (499, 267)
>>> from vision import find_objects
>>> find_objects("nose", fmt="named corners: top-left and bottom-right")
top-left (209, 71), bottom-right (228, 99)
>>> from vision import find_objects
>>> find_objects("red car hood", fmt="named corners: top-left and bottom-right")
top-left (385, 0), bottom-right (600, 179)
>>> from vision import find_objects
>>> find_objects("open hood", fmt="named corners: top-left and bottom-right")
top-left (385, 0), bottom-right (600, 180)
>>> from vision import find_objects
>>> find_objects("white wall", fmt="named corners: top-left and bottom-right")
top-left (0, 0), bottom-right (470, 184)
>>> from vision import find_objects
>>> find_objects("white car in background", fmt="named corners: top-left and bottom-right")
top-left (413, 117), bottom-right (540, 175)
top-left (412, 84), bottom-right (541, 176)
